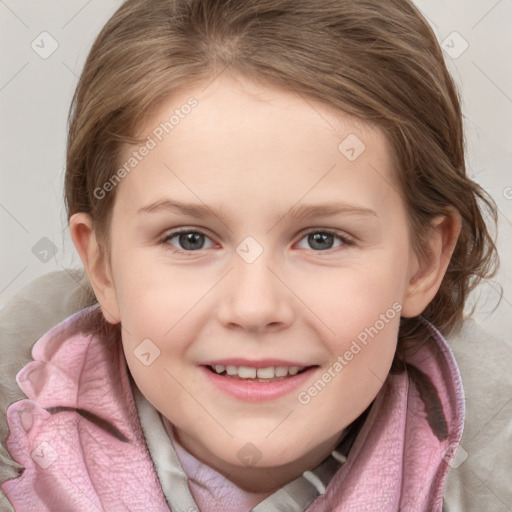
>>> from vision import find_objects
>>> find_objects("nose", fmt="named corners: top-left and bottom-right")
top-left (217, 252), bottom-right (295, 333)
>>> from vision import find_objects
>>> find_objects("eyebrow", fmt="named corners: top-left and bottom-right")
top-left (137, 199), bottom-right (233, 221)
top-left (136, 199), bottom-right (378, 221)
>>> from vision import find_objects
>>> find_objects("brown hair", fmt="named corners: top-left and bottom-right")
top-left (65, 0), bottom-right (499, 350)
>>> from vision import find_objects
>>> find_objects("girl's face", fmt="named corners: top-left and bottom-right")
top-left (92, 75), bottom-right (426, 492)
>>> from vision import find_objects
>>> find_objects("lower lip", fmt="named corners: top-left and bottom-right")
top-left (199, 366), bottom-right (317, 402)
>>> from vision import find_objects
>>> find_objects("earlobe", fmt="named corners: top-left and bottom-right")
top-left (69, 213), bottom-right (121, 324)
top-left (401, 210), bottom-right (462, 318)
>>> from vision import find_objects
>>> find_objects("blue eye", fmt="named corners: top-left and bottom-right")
top-left (161, 228), bottom-right (353, 253)
top-left (162, 230), bottom-right (215, 252)
top-left (297, 230), bottom-right (352, 251)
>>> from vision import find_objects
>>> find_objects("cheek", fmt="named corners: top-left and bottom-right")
top-left (288, 347), bottom-right (397, 464)
top-left (300, 257), bottom-right (405, 335)
top-left (112, 253), bottom-right (209, 378)
top-left (111, 249), bottom-right (210, 332)
top-left (298, 315), bottom-right (400, 436)
top-left (294, 257), bottom-right (404, 401)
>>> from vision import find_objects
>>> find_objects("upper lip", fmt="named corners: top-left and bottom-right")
top-left (200, 358), bottom-right (314, 368)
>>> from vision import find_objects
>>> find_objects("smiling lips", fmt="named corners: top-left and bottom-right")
top-left (200, 361), bottom-right (317, 401)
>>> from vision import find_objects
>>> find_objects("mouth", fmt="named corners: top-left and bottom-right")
top-left (199, 361), bottom-right (318, 401)
top-left (204, 364), bottom-right (313, 382)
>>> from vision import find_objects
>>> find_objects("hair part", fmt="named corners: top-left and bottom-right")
top-left (65, 0), bottom-right (499, 354)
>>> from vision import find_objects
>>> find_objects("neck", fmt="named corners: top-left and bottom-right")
top-left (170, 423), bottom-right (348, 494)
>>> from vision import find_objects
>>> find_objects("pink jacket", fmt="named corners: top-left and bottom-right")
top-left (1, 305), bottom-right (464, 511)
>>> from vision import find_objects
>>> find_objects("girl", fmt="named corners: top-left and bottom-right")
top-left (1, 0), bottom-right (510, 510)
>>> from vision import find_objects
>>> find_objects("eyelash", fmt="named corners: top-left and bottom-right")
top-left (159, 227), bottom-right (355, 254)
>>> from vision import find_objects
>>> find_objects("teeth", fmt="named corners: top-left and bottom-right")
top-left (275, 367), bottom-right (288, 377)
top-left (226, 365), bottom-right (238, 376)
top-left (210, 364), bottom-right (306, 379)
top-left (237, 366), bottom-right (257, 378)
top-left (256, 367), bottom-right (274, 379)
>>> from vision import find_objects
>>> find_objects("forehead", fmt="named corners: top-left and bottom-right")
top-left (114, 75), bottom-right (402, 220)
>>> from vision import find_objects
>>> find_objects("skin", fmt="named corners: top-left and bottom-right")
top-left (70, 74), bottom-right (461, 497)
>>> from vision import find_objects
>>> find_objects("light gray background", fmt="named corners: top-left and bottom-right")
top-left (1, 1), bottom-right (511, 341)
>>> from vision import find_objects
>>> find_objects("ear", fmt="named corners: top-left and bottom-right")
top-left (69, 213), bottom-right (121, 324)
top-left (401, 209), bottom-right (462, 318)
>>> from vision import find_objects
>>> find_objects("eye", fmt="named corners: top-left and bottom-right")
top-left (161, 229), bottom-right (215, 252)
top-left (160, 227), bottom-right (354, 254)
top-left (296, 229), bottom-right (353, 251)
